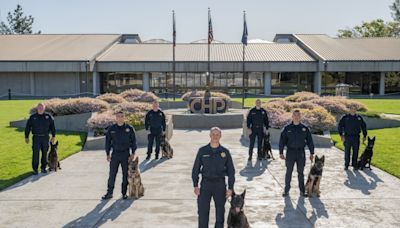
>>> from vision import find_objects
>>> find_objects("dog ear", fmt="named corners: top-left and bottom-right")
top-left (368, 136), bottom-right (371, 141)
top-left (241, 189), bottom-right (246, 199)
top-left (55, 141), bottom-right (58, 146)
top-left (321, 155), bottom-right (325, 163)
top-left (372, 136), bottom-right (376, 141)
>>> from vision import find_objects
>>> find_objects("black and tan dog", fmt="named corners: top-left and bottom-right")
top-left (47, 141), bottom-right (61, 172)
top-left (357, 136), bottom-right (376, 170)
top-left (160, 133), bottom-right (173, 159)
top-left (305, 155), bottom-right (325, 197)
top-left (262, 132), bottom-right (274, 160)
top-left (128, 156), bottom-right (144, 199)
top-left (227, 189), bottom-right (250, 228)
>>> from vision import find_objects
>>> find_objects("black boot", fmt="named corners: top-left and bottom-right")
top-left (101, 193), bottom-right (113, 200)
top-left (146, 154), bottom-right (151, 160)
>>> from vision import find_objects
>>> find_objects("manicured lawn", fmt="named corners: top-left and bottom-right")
top-left (232, 98), bottom-right (272, 108)
top-left (0, 100), bottom-right (86, 190)
top-left (355, 99), bottom-right (400, 115)
top-left (331, 128), bottom-right (400, 178)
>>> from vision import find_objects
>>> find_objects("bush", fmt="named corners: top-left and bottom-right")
top-left (262, 99), bottom-right (292, 112)
top-left (112, 102), bottom-right (152, 114)
top-left (96, 93), bottom-right (126, 104)
top-left (300, 107), bottom-right (337, 132)
top-left (266, 108), bottom-right (292, 129)
top-left (284, 92), bottom-right (320, 102)
top-left (181, 90), bottom-right (231, 101)
top-left (120, 89), bottom-right (144, 100)
top-left (30, 98), bottom-right (110, 116)
top-left (311, 98), bottom-right (349, 115)
top-left (120, 89), bottom-right (159, 103)
top-left (324, 96), bottom-right (368, 112)
top-left (290, 101), bottom-right (318, 110)
top-left (87, 110), bottom-right (116, 130)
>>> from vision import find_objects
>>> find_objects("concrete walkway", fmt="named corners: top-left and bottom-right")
top-left (1, 129), bottom-right (400, 227)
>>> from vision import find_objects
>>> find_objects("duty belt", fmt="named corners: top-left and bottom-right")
top-left (288, 147), bottom-right (304, 150)
top-left (33, 134), bottom-right (47, 136)
top-left (203, 177), bottom-right (225, 182)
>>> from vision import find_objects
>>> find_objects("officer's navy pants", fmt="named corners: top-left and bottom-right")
top-left (197, 179), bottom-right (226, 228)
top-left (107, 152), bottom-right (129, 195)
top-left (284, 149), bottom-right (306, 194)
top-left (344, 136), bottom-right (360, 167)
top-left (147, 132), bottom-right (161, 156)
top-left (249, 127), bottom-right (264, 158)
top-left (32, 135), bottom-right (49, 171)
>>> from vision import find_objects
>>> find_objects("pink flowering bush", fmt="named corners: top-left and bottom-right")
top-left (120, 89), bottom-right (159, 103)
top-left (96, 93), bottom-right (126, 104)
top-left (87, 110), bottom-right (116, 130)
top-left (263, 99), bottom-right (292, 111)
top-left (290, 101), bottom-right (318, 110)
top-left (30, 98), bottom-right (110, 116)
top-left (324, 96), bottom-right (368, 112)
top-left (311, 98), bottom-right (349, 115)
top-left (181, 90), bottom-right (231, 101)
top-left (284, 92), bottom-right (320, 102)
top-left (266, 108), bottom-right (292, 129)
top-left (300, 107), bottom-right (337, 132)
top-left (112, 102), bottom-right (152, 113)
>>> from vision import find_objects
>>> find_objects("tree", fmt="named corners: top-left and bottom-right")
top-left (0, 4), bottom-right (41, 34)
top-left (390, 0), bottom-right (400, 21)
top-left (337, 19), bottom-right (400, 38)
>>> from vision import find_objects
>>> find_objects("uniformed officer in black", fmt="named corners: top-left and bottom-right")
top-left (102, 112), bottom-right (137, 200)
top-left (145, 100), bottom-right (166, 160)
top-left (246, 99), bottom-right (269, 161)
top-left (24, 103), bottom-right (56, 175)
top-left (338, 105), bottom-right (367, 171)
top-left (279, 110), bottom-right (314, 197)
top-left (192, 127), bottom-right (235, 228)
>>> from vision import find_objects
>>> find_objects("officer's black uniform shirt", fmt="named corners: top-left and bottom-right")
top-left (105, 123), bottom-right (137, 156)
top-left (279, 122), bottom-right (315, 155)
top-left (338, 114), bottom-right (367, 137)
top-left (246, 107), bottom-right (269, 129)
top-left (192, 144), bottom-right (235, 190)
top-left (24, 112), bottom-right (56, 138)
top-left (145, 109), bottom-right (166, 132)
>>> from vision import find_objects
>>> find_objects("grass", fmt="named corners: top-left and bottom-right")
top-left (331, 128), bottom-right (400, 178)
top-left (0, 100), bottom-right (86, 190)
top-left (355, 99), bottom-right (400, 115)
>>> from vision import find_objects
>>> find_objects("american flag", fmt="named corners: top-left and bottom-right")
top-left (241, 11), bottom-right (248, 46)
top-left (208, 9), bottom-right (213, 44)
top-left (172, 11), bottom-right (176, 47)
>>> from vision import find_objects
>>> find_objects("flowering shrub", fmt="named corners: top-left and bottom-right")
top-left (300, 107), bottom-right (337, 132)
top-left (30, 98), bottom-right (110, 116)
top-left (181, 90), bottom-right (231, 101)
top-left (87, 111), bottom-right (147, 135)
top-left (324, 96), bottom-right (368, 112)
top-left (112, 102), bottom-right (152, 113)
top-left (284, 92), bottom-right (320, 102)
top-left (263, 99), bottom-right (291, 112)
top-left (120, 89), bottom-right (159, 102)
top-left (266, 108), bottom-right (292, 129)
top-left (310, 98), bottom-right (349, 115)
top-left (290, 101), bottom-right (318, 110)
top-left (96, 93), bottom-right (126, 104)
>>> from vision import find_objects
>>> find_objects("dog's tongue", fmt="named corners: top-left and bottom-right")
top-left (235, 207), bottom-right (241, 213)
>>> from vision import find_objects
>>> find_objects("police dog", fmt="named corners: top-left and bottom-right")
top-left (47, 141), bottom-right (61, 172)
top-left (305, 155), bottom-right (325, 197)
top-left (262, 132), bottom-right (274, 160)
top-left (357, 136), bottom-right (375, 170)
top-left (160, 133), bottom-right (173, 159)
top-left (128, 156), bottom-right (144, 199)
top-left (227, 190), bottom-right (250, 228)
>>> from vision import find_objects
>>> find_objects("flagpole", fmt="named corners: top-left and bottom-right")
top-left (172, 10), bottom-right (176, 101)
top-left (242, 11), bottom-right (246, 108)
top-left (207, 8), bottom-right (211, 87)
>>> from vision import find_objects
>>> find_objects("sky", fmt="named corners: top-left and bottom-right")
top-left (0, 0), bottom-right (396, 42)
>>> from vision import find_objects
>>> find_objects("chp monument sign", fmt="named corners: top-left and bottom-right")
top-left (188, 97), bottom-right (229, 114)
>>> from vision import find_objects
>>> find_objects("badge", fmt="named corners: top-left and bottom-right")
top-left (45, 116), bottom-right (49, 119)
top-left (358, 117), bottom-right (361, 120)
top-left (221, 152), bottom-right (226, 158)
top-left (203, 154), bottom-right (210, 157)
top-left (159, 113), bottom-right (162, 116)
top-left (126, 128), bottom-right (130, 132)
top-left (302, 128), bottom-right (306, 132)
top-left (262, 111), bottom-right (265, 114)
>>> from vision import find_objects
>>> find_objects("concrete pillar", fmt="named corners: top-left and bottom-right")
top-left (314, 71), bottom-right (322, 95)
top-left (92, 71), bottom-right (100, 96)
top-left (264, 72), bottom-right (272, 96)
top-left (30, 72), bottom-right (35, 96)
top-left (143, 72), bottom-right (150, 92)
top-left (379, 72), bottom-right (385, 95)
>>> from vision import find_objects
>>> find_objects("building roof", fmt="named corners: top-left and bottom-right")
top-left (294, 34), bottom-right (400, 61)
top-left (0, 34), bottom-right (121, 61)
top-left (98, 43), bottom-right (316, 62)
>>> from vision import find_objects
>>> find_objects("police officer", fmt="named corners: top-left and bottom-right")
top-left (279, 110), bottom-right (314, 197)
top-left (145, 100), bottom-right (166, 160)
top-left (192, 127), bottom-right (235, 228)
top-left (246, 99), bottom-right (269, 161)
top-left (338, 105), bottom-right (367, 171)
top-left (24, 103), bottom-right (56, 175)
top-left (102, 112), bottom-right (137, 200)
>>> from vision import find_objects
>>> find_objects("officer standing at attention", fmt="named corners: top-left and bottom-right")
top-left (192, 127), bottom-right (235, 228)
top-left (24, 103), bottom-right (56, 175)
top-left (102, 112), bottom-right (136, 200)
top-left (145, 100), bottom-right (166, 160)
top-left (246, 99), bottom-right (269, 161)
top-left (279, 110), bottom-right (314, 197)
top-left (338, 105), bottom-right (367, 171)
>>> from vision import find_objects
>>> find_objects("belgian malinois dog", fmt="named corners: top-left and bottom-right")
top-left (48, 141), bottom-right (61, 172)
top-left (357, 136), bottom-right (376, 170)
top-left (227, 189), bottom-right (250, 228)
top-left (305, 155), bottom-right (325, 197)
top-left (128, 156), bottom-right (144, 199)
top-left (160, 133), bottom-right (173, 159)
top-left (262, 132), bottom-right (274, 160)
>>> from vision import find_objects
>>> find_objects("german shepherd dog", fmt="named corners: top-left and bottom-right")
top-left (128, 156), bottom-right (144, 199)
top-left (305, 155), bottom-right (325, 197)
top-left (227, 190), bottom-right (250, 228)
top-left (357, 136), bottom-right (375, 170)
top-left (160, 133), bottom-right (173, 159)
top-left (47, 141), bottom-right (61, 172)
top-left (262, 132), bottom-right (274, 160)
